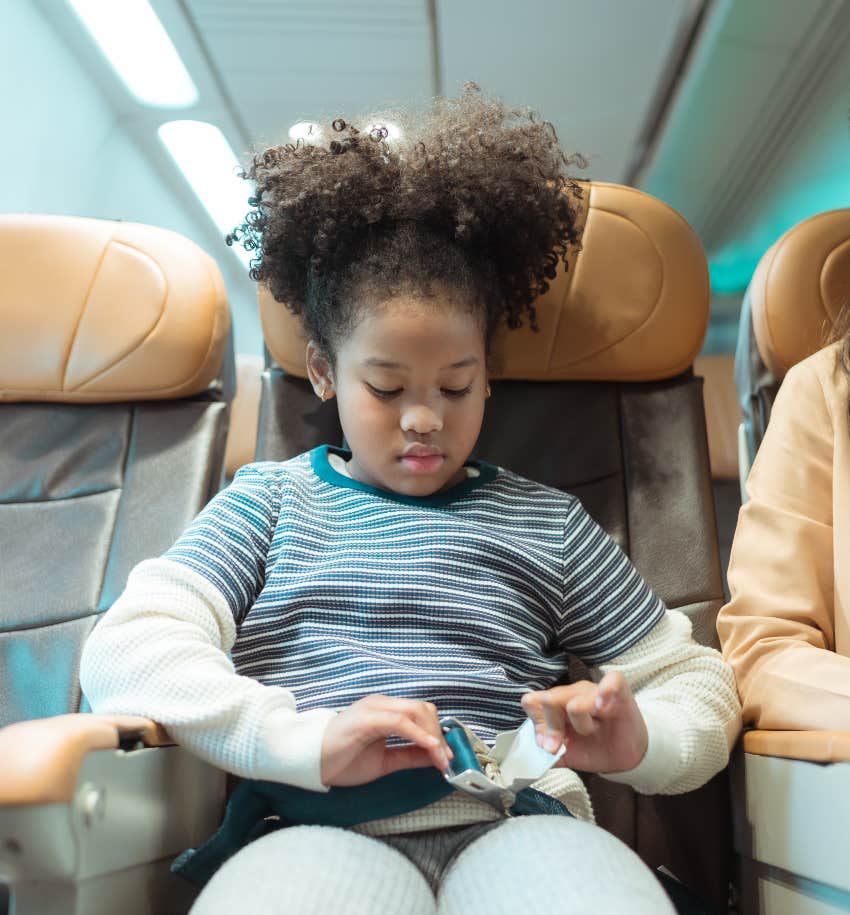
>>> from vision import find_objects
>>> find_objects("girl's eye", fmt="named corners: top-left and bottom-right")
top-left (366, 383), bottom-right (402, 399)
top-left (365, 383), bottom-right (473, 399)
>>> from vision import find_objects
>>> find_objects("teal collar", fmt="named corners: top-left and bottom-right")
top-left (309, 445), bottom-right (499, 507)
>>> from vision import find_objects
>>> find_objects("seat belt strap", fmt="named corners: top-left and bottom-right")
top-left (172, 717), bottom-right (569, 888)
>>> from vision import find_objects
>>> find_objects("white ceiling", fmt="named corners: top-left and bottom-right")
top-left (183, 0), bottom-right (436, 150)
top-left (638, 0), bottom-right (850, 251)
top-left (183, 0), bottom-right (705, 183)
top-left (436, 0), bottom-right (702, 182)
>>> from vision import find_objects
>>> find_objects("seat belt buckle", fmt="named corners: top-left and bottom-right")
top-left (439, 716), bottom-right (565, 815)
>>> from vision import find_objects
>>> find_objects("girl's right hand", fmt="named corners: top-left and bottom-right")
top-left (320, 694), bottom-right (453, 787)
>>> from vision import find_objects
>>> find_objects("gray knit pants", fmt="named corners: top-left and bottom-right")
top-left (190, 815), bottom-right (675, 914)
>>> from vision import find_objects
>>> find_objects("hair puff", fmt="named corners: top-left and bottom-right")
top-left (228, 83), bottom-right (587, 357)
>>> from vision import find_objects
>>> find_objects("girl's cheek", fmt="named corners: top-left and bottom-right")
top-left (361, 398), bottom-right (395, 427)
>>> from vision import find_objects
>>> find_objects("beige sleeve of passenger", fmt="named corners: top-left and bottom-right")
top-left (599, 609), bottom-right (741, 795)
top-left (717, 357), bottom-right (850, 730)
top-left (79, 557), bottom-right (336, 791)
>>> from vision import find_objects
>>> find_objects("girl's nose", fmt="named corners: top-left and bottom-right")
top-left (400, 404), bottom-right (443, 435)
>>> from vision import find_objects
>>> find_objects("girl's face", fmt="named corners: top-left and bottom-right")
top-left (307, 296), bottom-right (488, 497)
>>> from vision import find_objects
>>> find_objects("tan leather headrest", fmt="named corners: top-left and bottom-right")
top-left (0, 215), bottom-right (230, 403)
top-left (259, 182), bottom-right (709, 381)
top-left (749, 209), bottom-right (850, 380)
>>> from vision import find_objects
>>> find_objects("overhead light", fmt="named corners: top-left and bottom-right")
top-left (288, 122), bottom-right (323, 143)
top-left (158, 120), bottom-right (253, 268)
top-left (67, 0), bottom-right (198, 107)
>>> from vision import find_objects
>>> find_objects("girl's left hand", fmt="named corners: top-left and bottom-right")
top-left (520, 671), bottom-right (648, 774)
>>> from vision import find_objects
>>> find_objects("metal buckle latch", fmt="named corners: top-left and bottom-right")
top-left (440, 716), bottom-right (517, 814)
top-left (439, 716), bottom-right (567, 815)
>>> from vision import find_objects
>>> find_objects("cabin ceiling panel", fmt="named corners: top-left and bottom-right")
top-left (638, 0), bottom-right (850, 252)
top-left (183, 0), bottom-right (703, 183)
top-left (436, 0), bottom-right (705, 184)
top-left (183, 0), bottom-right (435, 147)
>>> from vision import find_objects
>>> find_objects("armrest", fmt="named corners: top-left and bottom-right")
top-left (742, 729), bottom-right (850, 763)
top-left (733, 730), bottom-right (850, 903)
top-left (0, 713), bottom-right (173, 805)
top-left (0, 716), bottom-right (223, 914)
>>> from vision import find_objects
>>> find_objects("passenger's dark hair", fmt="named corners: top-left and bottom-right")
top-left (227, 83), bottom-right (586, 364)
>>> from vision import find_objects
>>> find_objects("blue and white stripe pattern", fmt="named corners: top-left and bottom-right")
top-left (165, 446), bottom-right (665, 744)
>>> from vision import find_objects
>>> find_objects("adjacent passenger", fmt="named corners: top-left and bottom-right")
top-left (80, 85), bottom-right (740, 915)
top-left (718, 324), bottom-right (850, 729)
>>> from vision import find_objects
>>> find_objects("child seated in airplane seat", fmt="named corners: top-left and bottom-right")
top-left (79, 84), bottom-right (741, 915)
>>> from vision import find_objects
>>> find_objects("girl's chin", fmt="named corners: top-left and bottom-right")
top-left (400, 465), bottom-right (468, 495)
top-left (348, 457), bottom-right (466, 496)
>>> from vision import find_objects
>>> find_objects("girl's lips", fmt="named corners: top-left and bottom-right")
top-left (400, 454), bottom-right (445, 473)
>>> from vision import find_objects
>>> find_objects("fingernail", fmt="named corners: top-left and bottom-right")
top-left (545, 736), bottom-right (560, 753)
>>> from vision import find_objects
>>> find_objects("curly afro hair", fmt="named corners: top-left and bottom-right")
top-left (228, 83), bottom-right (586, 364)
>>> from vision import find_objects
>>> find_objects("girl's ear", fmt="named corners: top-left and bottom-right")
top-left (305, 341), bottom-right (335, 401)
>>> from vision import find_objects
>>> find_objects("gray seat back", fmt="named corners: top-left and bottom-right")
top-left (0, 215), bottom-right (234, 727)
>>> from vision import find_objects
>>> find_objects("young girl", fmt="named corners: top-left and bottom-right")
top-left (80, 85), bottom-right (740, 914)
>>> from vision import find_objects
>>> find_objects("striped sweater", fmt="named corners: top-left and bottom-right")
top-left (80, 446), bottom-right (741, 830)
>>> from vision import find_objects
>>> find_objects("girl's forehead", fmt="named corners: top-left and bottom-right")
top-left (340, 297), bottom-right (485, 366)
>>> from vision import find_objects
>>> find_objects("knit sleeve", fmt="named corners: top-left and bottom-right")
top-left (599, 610), bottom-right (742, 795)
top-left (79, 556), bottom-right (336, 790)
top-left (558, 497), bottom-right (665, 665)
top-left (163, 462), bottom-right (282, 623)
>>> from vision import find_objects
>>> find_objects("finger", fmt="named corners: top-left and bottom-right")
top-left (366, 711), bottom-right (451, 772)
top-left (522, 682), bottom-right (592, 714)
top-left (523, 689), bottom-right (576, 752)
top-left (407, 701), bottom-right (454, 760)
top-left (566, 694), bottom-right (599, 736)
top-left (594, 672), bottom-right (629, 716)
top-left (566, 687), bottom-right (601, 717)
top-left (381, 745), bottom-right (439, 775)
top-left (522, 691), bottom-right (560, 749)
top-left (376, 698), bottom-right (453, 762)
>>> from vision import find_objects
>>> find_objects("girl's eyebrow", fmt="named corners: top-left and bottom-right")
top-left (361, 356), bottom-right (479, 370)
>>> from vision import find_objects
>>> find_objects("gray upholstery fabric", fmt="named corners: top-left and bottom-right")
top-left (712, 479), bottom-right (741, 603)
top-left (735, 290), bottom-right (779, 469)
top-left (0, 391), bottom-right (231, 729)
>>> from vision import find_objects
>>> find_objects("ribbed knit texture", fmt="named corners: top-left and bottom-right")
top-left (189, 818), bottom-right (676, 914)
top-left (162, 447), bottom-right (665, 742)
top-left (80, 447), bottom-right (741, 818)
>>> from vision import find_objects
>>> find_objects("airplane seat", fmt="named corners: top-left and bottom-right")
top-left (0, 214), bottom-right (234, 914)
top-left (694, 353), bottom-right (741, 601)
top-left (730, 209), bottom-right (850, 914)
top-left (735, 208), bottom-right (850, 497)
top-left (255, 182), bottom-right (732, 910)
top-left (223, 353), bottom-right (263, 482)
